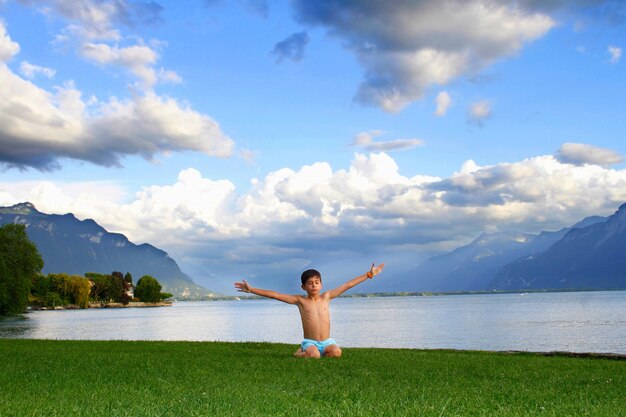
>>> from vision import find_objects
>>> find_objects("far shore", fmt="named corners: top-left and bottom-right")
top-left (29, 288), bottom-right (625, 308)
top-left (30, 301), bottom-right (173, 311)
top-left (177, 287), bottom-right (626, 302)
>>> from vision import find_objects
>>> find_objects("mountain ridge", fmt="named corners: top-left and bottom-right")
top-left (0, 202), bottom-right (211, 298)
top-left (397, 211), bottom-right (613, 292)
top-left (493, 204), bottom-right (626, 290)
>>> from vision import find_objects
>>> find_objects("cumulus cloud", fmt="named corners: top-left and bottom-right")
top-left (41, 1), bottom-right (122, 41)
top-left (0, 31), bottom-right (233, 170)
top-left (608, 45), bottom-right (622, 63)
top-left (434, 91), bottom-right (452, 116)
top-left (272, 32), bottom-right (310, 63)
top-left (32, 0), bottom-right (163, 40)
top-left (291, 0), bottom-right (556, 111)
top-left (19, 61), bottom-right (56, 79)
top-left (77, 39), bottom-right (183, 88)
top-left (23, 1), bottom-right (175, 89)
top-left (468, 100), bottom-right (492, 125)
top-left (158, 68), bottom-right (183, 84)
top-left (0, 67), bottom-right (235, 169)
top-left (80, 42), bottom-right (167, 86)
top-left (3, 150), bottom-right (626, 291)
top-left (7, 150), bottom-right (626, 245)
top-left (4, 150), bottom-right (626, 270)
top-left (556, 143), bottom-right (624, 167)
top-left (350, 130), bottom-right (424, 151)
top-left (0, 21), bottom-right (19, 61)
top-left (0, 6), bottom-right (233, 171)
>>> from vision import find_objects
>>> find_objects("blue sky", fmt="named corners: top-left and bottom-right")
top-left (1, 0), bottom-right (625, 294)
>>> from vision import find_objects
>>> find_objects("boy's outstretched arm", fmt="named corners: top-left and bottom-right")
top-left (326, 263), bottom-right (385, 299)
top-left (234, 280), bottom-right (299, 305)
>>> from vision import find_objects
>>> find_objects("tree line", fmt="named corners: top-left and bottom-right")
top-left (0, 224), bottom-right (172, 315)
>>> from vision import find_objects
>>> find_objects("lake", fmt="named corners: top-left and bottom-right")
top-left (1, 291), bottom-right (624, 354)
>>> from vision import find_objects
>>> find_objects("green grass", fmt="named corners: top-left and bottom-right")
top-left (0, 339), bottom-right (624, 416)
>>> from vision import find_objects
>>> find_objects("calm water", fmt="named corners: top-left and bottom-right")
top-left (1, 291), bottom-right (624, 354)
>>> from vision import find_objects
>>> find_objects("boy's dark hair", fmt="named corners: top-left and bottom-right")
top-left (301, 269), bottom-right (321, 285)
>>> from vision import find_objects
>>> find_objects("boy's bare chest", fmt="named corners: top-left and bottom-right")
top-left (299, 299), bottom-right (330, 318)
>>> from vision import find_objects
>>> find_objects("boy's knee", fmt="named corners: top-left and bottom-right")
top-left (305, 346), bottom-right (321, 358)
top-left (324, 345), bottom-right (342, 358)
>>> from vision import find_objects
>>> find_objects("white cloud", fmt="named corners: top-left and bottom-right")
top-left (556, 143), bottom-right (624, 167)
top-left (45, 3), bottom-right (121, 41)
top-left (0, 58), bottom-right (234, 170)
top-left (80, 42), bottom-right (157, 68)
top-left (4, 149), bottom-right (626, 249)
top-left (350, 130), bottom-right (424, 152)
top-left (0, 21), bottom-right (19, 62)
top-left (468, 100), bottom-right (492, 125)
top-left (291, 0), bottom-right (555, 111)
top-left (120, 168), bottom-right (239, 238)
top-left (25, 1), bottom-right (173, 89)
top-left (434, 91), bottom-right (452, 116)
top-left (88, 91), bottom-right (235, 159)
top-left (80, 42), bottom-right (170, 87)
top-left (351, 130), bottom-right (384, 147)
top-left (0, 180), bottom-right (127, 215)
top-left (158, 68), bottom-right (183, 84)
top-left (3, 150), bottom-right (626, 291)
top-left (608, 45), bottom-right (622, 64)
top-left (0, 15), bottom-right (233, 170)
top-left (19, 61), bottom-right (57, 79)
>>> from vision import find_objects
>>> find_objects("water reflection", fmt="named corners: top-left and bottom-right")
top-left (0, 315), bottom-right (31, 338)
top-left (1, 291), bottom-right (624, 354)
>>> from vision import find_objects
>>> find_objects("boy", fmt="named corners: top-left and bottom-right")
top-left (234, 263), bottom-right (384, 358)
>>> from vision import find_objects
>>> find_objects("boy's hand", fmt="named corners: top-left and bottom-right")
top-left (234, 280), bottom-right (251, 293)
top-left (368, 263), bottom-right (385, 278)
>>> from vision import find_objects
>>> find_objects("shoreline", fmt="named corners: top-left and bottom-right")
top-left (179, 287), bottom-right (626, 302)
top-left (30, 301), bottom-right (173, 311)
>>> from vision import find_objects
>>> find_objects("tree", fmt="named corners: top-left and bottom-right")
top-left (114, 271), bottom-right (132, 305)
top-left (31, 274), bottom-right (92, 308)
top-left (0, 224), bottom-right (44, 315)
top-left (134, 275), bottom-right (163, 302)
top-left (86, 273), bottom-right (109, 302)
top-left (107, 273), bottom-right (126, 303)
top-left (86, 272), bottom-right (127, 303)
top-left (31, 274), bottom-right (51, 300)
top-left (71, 275), bottom-right (92, 308)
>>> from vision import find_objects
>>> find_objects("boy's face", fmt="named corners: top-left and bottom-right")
top-left (302, 275), bottom-right (322, 295)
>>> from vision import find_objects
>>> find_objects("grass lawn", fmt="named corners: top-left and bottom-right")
top-left (0, 339), bottom-right (624, 416)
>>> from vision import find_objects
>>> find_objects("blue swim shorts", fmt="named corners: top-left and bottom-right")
top-left (301, 338), bottom-right (337, 355)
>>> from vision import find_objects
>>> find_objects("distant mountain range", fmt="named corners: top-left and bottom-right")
top-left (0, 203), bottom-right (211, 298)
top-left (494, 204), bottom-right (626, 290)
top-left (3, 201), bottom-right (625, 295)
top-left (398, 204), bottom-right (626, 292)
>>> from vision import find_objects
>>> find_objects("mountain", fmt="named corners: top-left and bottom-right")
top-left (493, 204), bottom-right (626, 290)
top-left (399, 232), bottom-right (535, 291)
top-left (0, 202), bottom-right (211, 298)
top-left (398, 216), bottom-right (607, 292)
